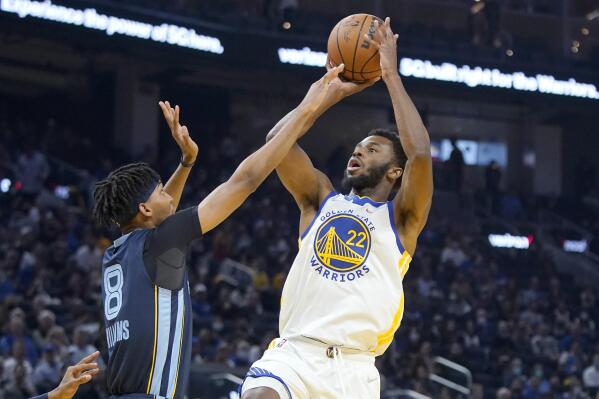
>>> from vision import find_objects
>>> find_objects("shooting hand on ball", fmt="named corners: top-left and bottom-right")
top-left (364, 17), bottom-right (399, 80)
top-left (302, 63), bottom-right (379, 114)
top-left (159, 101), bottom-right (198, 165)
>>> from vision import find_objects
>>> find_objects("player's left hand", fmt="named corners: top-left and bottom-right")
top-left (159, 101), bottom-right (199, 165)
top-left (48, 351), bottom-right (100, 399)
top-left (364, 17), bottom-right (399, 80)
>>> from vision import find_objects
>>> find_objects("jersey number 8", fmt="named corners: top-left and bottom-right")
top-left (104, 264), bottom-right (124, 320)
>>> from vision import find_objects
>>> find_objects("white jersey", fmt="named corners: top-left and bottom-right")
top-left (279, 192), bottom-right (412, 356)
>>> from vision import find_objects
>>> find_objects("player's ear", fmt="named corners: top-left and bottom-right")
top-left (138, 202), bottom-right (152, 217)
top-left (388, 166), bottom-right (403, 182)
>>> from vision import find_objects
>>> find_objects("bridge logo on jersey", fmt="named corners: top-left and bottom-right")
top-left (314, 214), bottom-right (371, 272)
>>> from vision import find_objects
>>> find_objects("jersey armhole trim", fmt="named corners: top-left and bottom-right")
top-left (299, 191), bottom-right (337, 240)
top-left (240, 368), bottom-right (293, 399)
top-left (386, 201), bottom-right (406, 254)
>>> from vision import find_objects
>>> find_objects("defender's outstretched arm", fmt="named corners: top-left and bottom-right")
top-left (159, 101), bottom-right (199, 211)
top-left (197, 65), bottom-right (365, 234)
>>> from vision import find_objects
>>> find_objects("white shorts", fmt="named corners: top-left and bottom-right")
top-left (240, 337), bottom-right (380, 399)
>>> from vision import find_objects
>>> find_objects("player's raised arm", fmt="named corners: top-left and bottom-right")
top-left (158, 101), bottom-right (199, 211)
top-left (367, 17), bottom-right (433, 254)
top-left (198, 65), bottom-right (371, 234)
top-left (267, 60), bottom-right (379, 229)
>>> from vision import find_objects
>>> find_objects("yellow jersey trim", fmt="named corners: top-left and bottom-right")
top-left (373, 251), bottom-right (412, 352)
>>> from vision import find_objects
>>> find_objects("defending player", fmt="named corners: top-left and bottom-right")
top-left (241, 18), bottom-right (433, 399)
top-left (94, 64), bottom-right (377, 399)
top-left (30, 351), bottom-right (100, 399)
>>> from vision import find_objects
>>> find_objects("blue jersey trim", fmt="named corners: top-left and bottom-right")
top-left (344, 194), bottom-right (387, 207)
top-left (239, 367), bottom-right (292, 399)
top-left (299, 191), bottom-right (337, 240)
top-left (386, 201), bottom-right (405, 253)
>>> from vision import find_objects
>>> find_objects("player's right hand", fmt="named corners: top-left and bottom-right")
top-left (301, 62), bottom-right (379, 114)
top-left (159, 101), bottom-right (199, 165)
top-left (325, 57), bottom-right (380, 98)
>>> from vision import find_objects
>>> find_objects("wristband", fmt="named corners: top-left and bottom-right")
top-left (180, 156), bottom-right (196, 168)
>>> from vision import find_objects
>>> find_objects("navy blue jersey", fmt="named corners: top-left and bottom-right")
top-left (101, 207), bottom-right (201, 398)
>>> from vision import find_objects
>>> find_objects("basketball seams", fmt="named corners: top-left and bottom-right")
top-left (350, 15), bottom-right (370, 81)
top-left (359, 49), bottom-right (380, 81)
top-left (335, 23), bottom-right (346, 66)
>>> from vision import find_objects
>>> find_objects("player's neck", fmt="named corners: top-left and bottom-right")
top-left (121, 218), bottom-right (155, 234)
top-left (349, 186), bottom-right (390, 203)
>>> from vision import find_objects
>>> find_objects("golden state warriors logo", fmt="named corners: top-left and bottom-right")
top-left (314, 214), bottom-right (371, 272)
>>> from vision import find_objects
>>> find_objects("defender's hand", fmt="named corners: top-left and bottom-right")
top-left (48, 351), bottom-right (100, 399)
top-left (301, 63), bottom-right (379, 113)
top-left (325, 57), bottom-right (380, 98)
top-left (364, 17), bottom-right (399, 80)
top-left (159, 101), bottom-right (199, 164)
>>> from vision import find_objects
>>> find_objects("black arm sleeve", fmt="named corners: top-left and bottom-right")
top-left (143, 206), bottom-right (202, 290)
top-left (30, 395), bottom-right (49, 399)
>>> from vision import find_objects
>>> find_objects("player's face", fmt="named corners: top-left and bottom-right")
top-left (344, 136), bottom-right (396, 191)
top-left (145, 183), bottom-right (175, 225)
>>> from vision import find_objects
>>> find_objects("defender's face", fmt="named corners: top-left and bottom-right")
top-left (344, 136), bottom-right (396, 189)
top-left (145, 183), bottom-right (174, 225)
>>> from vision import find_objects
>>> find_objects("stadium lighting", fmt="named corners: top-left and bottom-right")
top-left (506, 49), bottom-right (514, 57)
top-left (282, 21), bottom-right (291, 30)
top-left (488, 233), bottom-right (532, 249)
top-left (581, 27), bottom-right (590, 36)
top-left (0, 0), bottom-right (224, 54)
top-left (0, 178), bottom-right (10, 193)
top-left (563, 240), bottom-right (587, 253)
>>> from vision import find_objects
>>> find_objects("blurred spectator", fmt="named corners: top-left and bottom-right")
top-left (2, 340), bottom-right (35, 398)
top-left (2, 361), bottom-right (36, 399)
top-left (497, 387), bottom-right (512, 399)
top-left (15, 141), bottom-right (49, 199)
top-left (447, 137), bottom-right (464, 193)
top-left (485, 160), bottom-right (502, 213)
top-left (583, 354), bottom-right (599, 389)
top-left (72, 230), bottom-right (102, 273)
top-left (32, 344), bottom-right (63, 394)
top-left (440, 238), bottom-right (468, 267)
top-left (32, 310), bottom-right (56, 349)
top-left (66, 328), bottom-right (103, 369)
top-left (0, 316), bottom-right (38, 365)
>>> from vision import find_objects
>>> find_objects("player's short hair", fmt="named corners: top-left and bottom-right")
top-left (367, 128), bottom-right (407, 169)
top-left (93, 162), bottom-right (160, 228)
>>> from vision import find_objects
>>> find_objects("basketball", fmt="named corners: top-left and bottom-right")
top-left (327, 13), bottom-right (383, 82)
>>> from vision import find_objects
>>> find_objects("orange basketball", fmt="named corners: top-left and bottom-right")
top-left (327, 13), bottom-right (383, 82)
